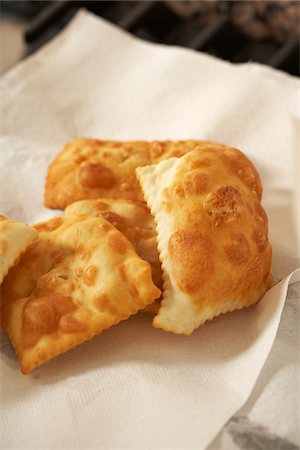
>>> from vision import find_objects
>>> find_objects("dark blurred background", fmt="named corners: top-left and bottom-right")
top-left (1, 0), bottom-right (299, 76)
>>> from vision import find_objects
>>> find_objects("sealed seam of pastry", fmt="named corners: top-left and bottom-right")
top-left (136, 147), bottom-right (272, 335)
top-left (136, 160), bottom-right (201, 335)
top-left (14, 303), bottom-right (146, 373)
top-left (136, 160), bottom-right (181, 328)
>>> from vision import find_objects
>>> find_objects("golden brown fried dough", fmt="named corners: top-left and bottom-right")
top-left (1, 214), bottom-right (161, 373)
top-left (44, 139), bottom-right (221, 209)
top-left (136, 144), bottom-right (272, 335)
top-left (0, 215), bottom-right (38, 285)
top-left (65, 198), bottom-right (163, 292)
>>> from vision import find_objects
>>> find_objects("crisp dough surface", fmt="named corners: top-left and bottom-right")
top-left (136, 144), bottom-right (272, 335)
top-left (65, 199), bottom-right (162, 314)
top-left (65, 198), bottom-right (162, 292)
top-left (44, 139), bottom-right (220, 209)
top-left (0, 215), bottom-right (38, 285)
top-left (1, 214), bottom-right (161, 373)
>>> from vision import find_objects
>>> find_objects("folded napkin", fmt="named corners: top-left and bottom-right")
top-left (0, 10), bottom-right (299, 449)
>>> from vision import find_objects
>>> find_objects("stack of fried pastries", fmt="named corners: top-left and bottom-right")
top-left (0, 139), bottom-right (272, 373)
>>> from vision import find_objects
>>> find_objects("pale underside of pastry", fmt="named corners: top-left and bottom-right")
top-left (136, 145), bottom-right (272, 335)
top-left (1, 214), bottom-right (161, 373)
top-left (65, 198), bottom-right (163, 312)
top-left (0, 215), bottom-right (38, 285)
top-left (44, 139), bottom-right (221, 209)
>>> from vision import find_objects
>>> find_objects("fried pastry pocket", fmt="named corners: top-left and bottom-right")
top-left (44, 139), bottom-right (218, 209)
top-left (1, 214), bottom-right (161, 373)
top-left (136, 144), bottom-right (272, 335)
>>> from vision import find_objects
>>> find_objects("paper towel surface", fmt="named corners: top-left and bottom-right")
top-left (0, 10), bottom-right (299, 449)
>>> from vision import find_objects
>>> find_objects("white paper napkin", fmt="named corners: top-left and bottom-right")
top-left (0, 10), bottom-right (299, 450)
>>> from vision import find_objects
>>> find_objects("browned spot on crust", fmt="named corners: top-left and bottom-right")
top-left (203, 185), bottom-right (243, 226)
top-left (149, 143), bottom-right (164, 159)
top-left (100, 211), bottom-right (126, 231)
top-left (22, 294), bottom-right (76, 348)
top-left (116, 264), bottom-right (127, 282)
top-left (110, 142), bottom-right (122, 148)
top-left (74, 155), bottom-right (86, 164)
top-left (224, 233), bottom-right (250, 264)
top-left (220, 150), bottom-right (262, 200)
top-left (93, 293), bottom-right (110, 312)
top-left (171, 150), bottom-right (186, 158)
top-left (168, 230), bottom-right (214, 294)
top-left (94, 293), bottom-right (119, 315)
top-left (78, 163), bottom-right (115, 189)
top-left (34, 217), bottom-right (63, 232)
top-left (128, 283), bottom-right (139, 297)
top-left (107, 304), bottom-right (118, 315)
top-left (189, 157), bottom-right (212, 169)
top-left (174, 185), bottom-right (184, 197)
top-left (183, 171), bottom-right (208, 195)
top-left (59, 314), bottom-right (85, 333)
top-left (0, 239), bottom-right (8, 254)
top-left (99, 222), bottom-right (111, 233)
top-left (107, 233), bottom-right (130, 254)
top-left (83, 265), bottom-right (98, 286)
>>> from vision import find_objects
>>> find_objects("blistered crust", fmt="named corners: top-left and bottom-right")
top-left (65, 198), bottom-right (163, 293)
top-left (136, 145), bottom-right (272, 335)
top-left (0, 215), bottom-right (38, 285)
top-left (1, 214), bottom-right (161, 373)
top-left (44, 139), bottom-right (219, 209)
top-left (168, 230), bottom-right (215, 294)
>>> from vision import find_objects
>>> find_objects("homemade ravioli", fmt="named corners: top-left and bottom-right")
top-left (1, 214), bottom-right (161, 373)
top-left (136, 144), bottom-right (272, 335)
